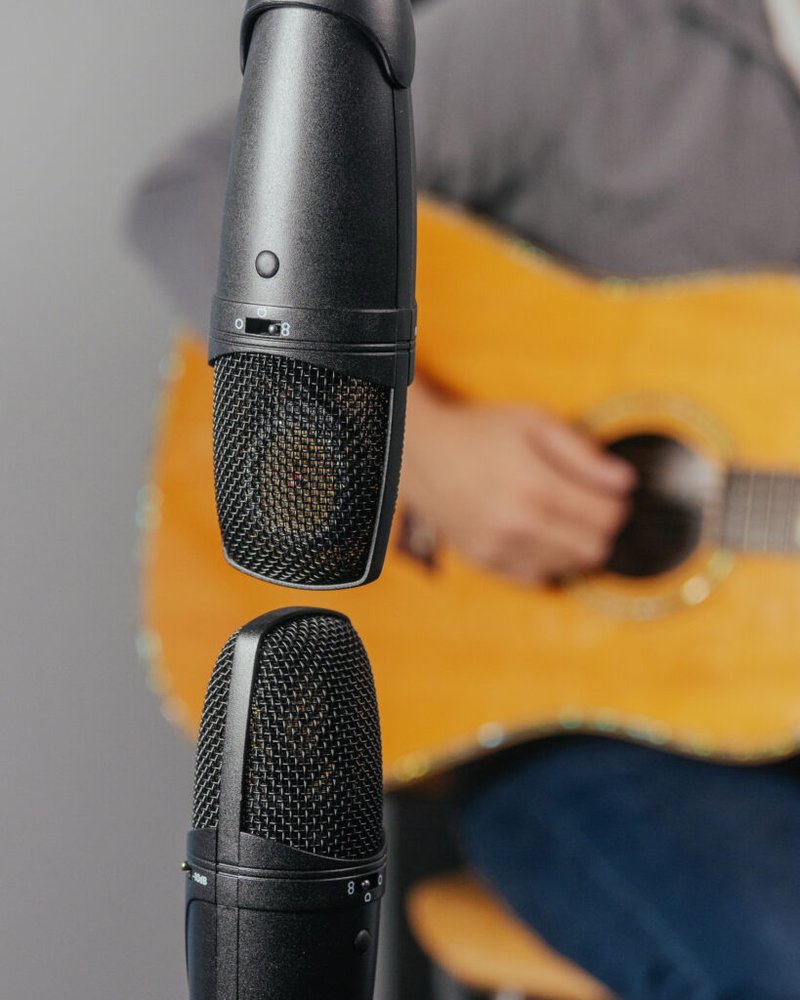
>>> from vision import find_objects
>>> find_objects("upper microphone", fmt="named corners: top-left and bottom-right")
top-left (186, 608), bottom-right (386, 999)
top-left (210, 0), bottom-right (417, 589)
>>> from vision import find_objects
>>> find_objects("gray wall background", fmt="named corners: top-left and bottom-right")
top-left (1, 2), bottom-right (242, 996)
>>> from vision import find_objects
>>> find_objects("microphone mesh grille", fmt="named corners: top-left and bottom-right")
top-left (191, 614), bottom-right (384, 860)
top-left (191, 630), bottom-right (238, 831)
top-left (213, 352), bottom-right (392, 587)
top-left (243, 614), bottom-right (383, 859)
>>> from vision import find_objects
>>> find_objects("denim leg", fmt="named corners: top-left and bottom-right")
top-left (457, 738), bottom-right (800, 1000)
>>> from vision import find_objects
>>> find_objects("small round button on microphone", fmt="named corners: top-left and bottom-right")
top-left (354, 930), bottom-right (371, 955)
top-left (255, 250), bottom-right (280, 278)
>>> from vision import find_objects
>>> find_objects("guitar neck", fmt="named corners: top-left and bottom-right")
top-left (721, 469), bottom-right (800, 553)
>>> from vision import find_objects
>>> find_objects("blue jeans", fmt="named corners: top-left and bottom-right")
top-left (457, 738), bottom-right (800, 1000)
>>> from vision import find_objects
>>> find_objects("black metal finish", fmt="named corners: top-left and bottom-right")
top-left (210, 1), bottom-right (416, 588)
top-left (186, 610), bottom-right (387, 999)
top-left (241, 0), bottom-right (416, 87)
top-left (211, 4), bottom-right (416, 373)
top-left (186, 895), bottom-right (383, 1000)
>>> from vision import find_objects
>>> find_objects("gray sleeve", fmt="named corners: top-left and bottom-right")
top-left (413, 0), bottom-right (584, 211)
top-left (126, 110), bottom-right (236, 333)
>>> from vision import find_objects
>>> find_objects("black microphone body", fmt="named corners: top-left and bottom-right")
top-left (185, 609), bottom-right (386, 999)
top-left (211, 0), bottom-right (416, 590)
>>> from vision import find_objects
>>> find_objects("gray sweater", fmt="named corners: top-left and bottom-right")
top-left (129, 0), bottom-right (800, 332)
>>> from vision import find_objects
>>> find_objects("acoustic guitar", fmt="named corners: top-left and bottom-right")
top-left (140, 199), bottom-right (800, 787)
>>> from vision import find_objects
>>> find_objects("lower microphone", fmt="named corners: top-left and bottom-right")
top-left (184, 608), bottom-right (386, 999)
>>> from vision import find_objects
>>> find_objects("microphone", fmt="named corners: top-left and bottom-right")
top-left (210, 0), bottom-right (417, 590)
top-left (184, 608), bottom-right (386, 999)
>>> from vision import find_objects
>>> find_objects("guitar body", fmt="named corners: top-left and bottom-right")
top-left (141, 200), bottom-right (800, 786)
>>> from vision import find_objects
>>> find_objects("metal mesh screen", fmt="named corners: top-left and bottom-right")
top-left (212, 352), bottom-right (393, 587)
top-left (191, 614), bottom-right (384, 860)
top-left (192, 631), bottom-right (238, 830)
top-left (243, 614), bottom-right (383, 859)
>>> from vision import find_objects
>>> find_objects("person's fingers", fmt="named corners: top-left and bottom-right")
top-left (518, 453), bottom-right (630, 537)
top-left (542, 470), bottom-right (629, 536)
top-left (418, 403), bottom-right (634, 586)
top-left (474, 508), bottom-right (614, 584)
top-left (483, 541), bottom-right (569, 586)
top-left (524, 409), bottom-right (635, 494)
top-left (533, 512), bottom-right (615, 572)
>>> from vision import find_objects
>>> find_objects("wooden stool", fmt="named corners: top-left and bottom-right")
top-left (406, 871), bottom-right (615, 1000)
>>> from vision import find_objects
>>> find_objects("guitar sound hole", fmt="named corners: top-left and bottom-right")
top-left (604, 433), bottom-right (710, 579)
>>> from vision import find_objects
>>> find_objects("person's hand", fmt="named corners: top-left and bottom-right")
top-left (403, 382), bottom-right (635, 585)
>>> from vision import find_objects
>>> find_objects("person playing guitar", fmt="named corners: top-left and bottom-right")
top-left (130, 1), bottom-right (800, 995)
